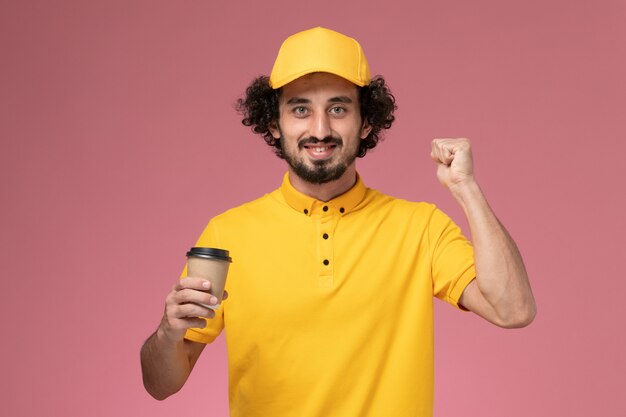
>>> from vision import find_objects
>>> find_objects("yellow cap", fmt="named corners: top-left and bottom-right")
top-left (269, 27), bottom-right (371, 89)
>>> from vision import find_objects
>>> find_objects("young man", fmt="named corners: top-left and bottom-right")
top-left (141, 27), bottom-right (536, 416)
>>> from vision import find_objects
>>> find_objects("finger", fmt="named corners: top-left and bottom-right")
top-left (434, 138), bottom-right (471, 151)
top-left (431, 139), bottom-right (455, 165)
top-left (183, 317), bottom-right (209, 328)
top-left (174, 288), bottom-right (218, 307)
top-left (174, 302), bottom-right (216, 319)
top-left (223, 290), bottom-right (229, 300)
top-left (441, 145), bottom-right (455, 165)
top-left (168, 316), bottom-right (210, 330)
top-left (174, 277), bottom-right (212, 292)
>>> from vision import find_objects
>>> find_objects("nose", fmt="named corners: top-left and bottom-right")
top-left (310, 111), bottom-right (332, 139)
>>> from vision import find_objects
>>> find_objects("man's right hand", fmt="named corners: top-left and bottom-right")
top-left (158, 277), bottom-right (222, 342)
top-left (142, 276), bottom-right (223, 400)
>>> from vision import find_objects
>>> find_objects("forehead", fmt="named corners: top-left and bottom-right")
top-left (279, 72), bottom-right (359, 104)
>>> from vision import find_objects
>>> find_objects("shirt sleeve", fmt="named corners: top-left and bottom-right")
top-left (428, 207), bottom-right (476, 309)
top-left (183, 219), bottom-right (226, 344)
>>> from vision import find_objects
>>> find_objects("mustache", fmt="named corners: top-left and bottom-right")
top-left (297, 136), bottom-right (343, 150)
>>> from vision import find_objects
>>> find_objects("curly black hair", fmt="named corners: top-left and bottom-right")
top-left (236, 75), bottom-right (397, 158)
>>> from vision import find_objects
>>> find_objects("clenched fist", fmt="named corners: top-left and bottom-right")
top-left (431, 138), bottom-right (475, 190)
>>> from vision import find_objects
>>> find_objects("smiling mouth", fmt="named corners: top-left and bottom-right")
top-left (304, 144), bottom-right (337, 153)
top-left (302, 143), bottom-right (338, 160)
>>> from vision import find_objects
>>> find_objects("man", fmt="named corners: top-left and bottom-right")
top-left (141, 27), bottom-right (536, 416)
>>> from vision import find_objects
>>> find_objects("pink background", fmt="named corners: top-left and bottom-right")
top-left (1, 0), bottom-right (624, 416)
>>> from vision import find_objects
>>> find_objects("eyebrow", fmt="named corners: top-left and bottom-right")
top-left (286, 97), bottom-right (311, 104)
top-left (285, 96), bottom-right (353, 105)
top-left (328, 96), bottom-right (353, 104)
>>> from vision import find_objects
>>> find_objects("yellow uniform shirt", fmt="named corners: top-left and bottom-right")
top-left (185, 173), bottom-right (475, 417)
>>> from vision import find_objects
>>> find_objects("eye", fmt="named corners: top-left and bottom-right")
top-left (329, 106), bottom-right (346, 115)
top-left (292, 106), bottom-right (308, 116)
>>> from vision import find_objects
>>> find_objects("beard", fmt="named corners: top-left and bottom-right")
top-left (281, 135), bottom-right (359, 185)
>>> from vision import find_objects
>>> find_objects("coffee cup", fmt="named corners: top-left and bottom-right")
top-left (186, 247), bottom-right (232, 309)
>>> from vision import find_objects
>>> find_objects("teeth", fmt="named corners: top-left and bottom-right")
top-left (315, 147), bottom-right (328, 152)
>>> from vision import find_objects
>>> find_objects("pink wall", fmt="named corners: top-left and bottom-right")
top-left (1, 0), bottom-right (624, 415)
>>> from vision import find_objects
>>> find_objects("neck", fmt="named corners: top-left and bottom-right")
top-left (288, 165), bottom-right (357, 202)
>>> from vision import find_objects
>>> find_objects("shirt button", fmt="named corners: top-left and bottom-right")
top-left (322, 206), bottom-right (328, 212)
top-left (322, 233), bottom-right (329, 239)
top-left (304, 209), bottom-right (308, 214)
top-left (339, 207), bottom-right (345, 213)
top-left (323, 259), bottom-right (329, 266)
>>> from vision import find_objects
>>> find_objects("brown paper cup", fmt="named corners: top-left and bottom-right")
top-left (186, 247), bottom-right (232, 309)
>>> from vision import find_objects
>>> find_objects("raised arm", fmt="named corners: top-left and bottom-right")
top-left (431, 138), bottom-right (536, 328)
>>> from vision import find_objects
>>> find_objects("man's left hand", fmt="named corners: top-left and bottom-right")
top-left (430, 138), bottom-right (475, 190)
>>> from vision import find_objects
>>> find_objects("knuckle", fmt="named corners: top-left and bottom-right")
top-left (169, 289), bottom-right (184, 305)
top-left (165, 290), bottom-right (178, 306)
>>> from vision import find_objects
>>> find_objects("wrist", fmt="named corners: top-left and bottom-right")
top-left (448, 177), bottom-right (481, 206)
top-left (156, 320), bottom-right (185, 346)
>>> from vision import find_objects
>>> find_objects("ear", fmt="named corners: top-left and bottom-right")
top-left (268, 120), bottom-right (281, 139)
top-left (360, 119), bottom-right (373, 139)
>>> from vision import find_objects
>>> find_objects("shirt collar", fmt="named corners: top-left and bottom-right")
top-left (279, 172), bottom-right (367, 217)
